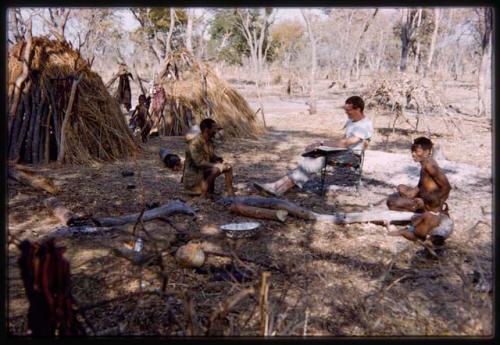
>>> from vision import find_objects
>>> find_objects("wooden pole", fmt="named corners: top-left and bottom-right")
top-left (57, 74), bottom-right (83, 163)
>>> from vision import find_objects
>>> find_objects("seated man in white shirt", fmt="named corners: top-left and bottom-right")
top-left (254, 96), bottom-right (373, 196)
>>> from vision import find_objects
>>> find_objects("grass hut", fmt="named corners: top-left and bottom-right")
top-left (8, 37), bottom-right (137, 165)
top-left (150, 50), bottom-right (263, 138)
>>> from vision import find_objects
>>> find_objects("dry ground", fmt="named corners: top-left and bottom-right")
top-left (7, 80), bottom-right (493, 336)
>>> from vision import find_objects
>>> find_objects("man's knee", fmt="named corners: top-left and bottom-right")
top-left (386, 193), bottom-right (399, 209)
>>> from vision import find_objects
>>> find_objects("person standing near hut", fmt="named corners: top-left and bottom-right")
top-left (129, 95), bottom-right (151, 143)
top-left (182, 118), bottom-right (235, 198)
top-left (115, 63), bottom-right (133, 112)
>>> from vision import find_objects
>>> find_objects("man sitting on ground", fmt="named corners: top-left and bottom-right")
top-left (386, 137), bottom-right (451, 213)
top-left (386, 137), bottom-right (453, 246)
top-left (182, 118), bottom-right (235, 198)
top-left (254, 96), bottom-right (373, 196)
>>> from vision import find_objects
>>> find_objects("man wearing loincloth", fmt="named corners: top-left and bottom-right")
top-left (182, 118), bottom-right (235, 199)
top-left (253, 96), bottom-right (373, 196)
top-left (387, 137), bottom-right (453, 245)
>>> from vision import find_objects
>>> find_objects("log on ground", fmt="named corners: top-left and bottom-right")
top-left (93, 200), bottom-right (195, 227)
top-left (217, 196), bottom-right (315, 220)
top-left (8, 164), bottom-right (59, 194)
top-left (229, 203), bottom-right (288, 222)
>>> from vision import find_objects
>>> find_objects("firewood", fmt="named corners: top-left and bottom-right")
top-left (219, 196), bottom-right (416, 224)
top-left (44, 197), bottom-right (78, 226)
top-left (8, 164), bottom-right (59, 194)
top-left (229, 203), bottom-right (288, 222)
top-left (93, 200), bottom-right (195, 227)
top-left (218, 196), bottom-right (315, 220)
top-left (58, 74), bottom-right (83, 162)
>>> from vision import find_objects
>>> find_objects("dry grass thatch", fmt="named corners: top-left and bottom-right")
top-left (152, 50), bottom-right (263, 138)
top-left (8, 37), bottom-right (137, 165)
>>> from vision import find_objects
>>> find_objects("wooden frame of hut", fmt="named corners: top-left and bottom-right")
top-left (8, 37), bottom-right (137, 165)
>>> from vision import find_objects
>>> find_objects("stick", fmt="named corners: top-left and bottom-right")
top-left (259, 271), bottom-right (271, 336)
top-left (44, 197), bottom-right (78, 226)
top-left (8, 164), bottom-right (59, 194)
top-left (207, 287), bottom-right (256, 335)
top-left (229, 203), bottom-right (288, 222)
top-left (93, 200), bottom-right (195, 227)
top-left (9, 21), bottom-right (33, 124)
top-left (217, 196), bottom-right (315, 220)
top-left (58, 74), bottom-right (84, 162)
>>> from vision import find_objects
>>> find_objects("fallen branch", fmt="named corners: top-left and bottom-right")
top-left (44, 197), bottom-right (78, 226)
top-left (8, 164), bottom-right (59, 194)
top-left (217, 196), bottom-right (314, 220)
top-left (207, 287), bottom-right (256, 336)
top-left (218, 196), bottom-right (416, 224)
top-left (229, 203), bottom-right (288, 222)
top-left (93, 200), bottom-right (195, 227)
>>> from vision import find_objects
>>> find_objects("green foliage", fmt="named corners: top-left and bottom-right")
top-left (207, 8), bottom-right (276, 65)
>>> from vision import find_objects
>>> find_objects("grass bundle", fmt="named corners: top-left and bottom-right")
top-left (8, 37), bottom-right (137, 165)
top-left (152, 50), bottom-right (263, 138)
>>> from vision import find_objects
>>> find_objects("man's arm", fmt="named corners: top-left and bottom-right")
top-left (189, 141), bottom-right (215, 170)
top-left (323, 136), bottom-right (362, 148)
top-left (424, 160), bottom-right (452, 198)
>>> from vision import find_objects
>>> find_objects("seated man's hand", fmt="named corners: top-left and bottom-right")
top-left (305, 142), bottom-right (321, 152)
top-left (221, 162), bottom-right (232, 172)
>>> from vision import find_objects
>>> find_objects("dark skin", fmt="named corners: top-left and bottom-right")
top-left (198, 125), bottom-right (235, 199)
top-left (388, 211), bottom-right (441, 242)
top-left (387, 146), bottom-right (451, 213)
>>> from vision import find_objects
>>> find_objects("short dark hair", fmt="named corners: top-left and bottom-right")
top-left (139, 94), bottom-right (146, 101)
top-left (165, 154), bottom-right (181, 169)
top-left (411, 137), bottom-right (433, 151)
top-left (345, 96), bottom-right (364, 112)
top-left (200, 118), bottom-right (217, 132)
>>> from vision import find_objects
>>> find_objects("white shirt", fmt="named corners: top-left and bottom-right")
top-left (345, 117), bottom-right (373, 151)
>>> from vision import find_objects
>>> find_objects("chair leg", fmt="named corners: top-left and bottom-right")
top-left (320, 166), bottom-right (327, 196)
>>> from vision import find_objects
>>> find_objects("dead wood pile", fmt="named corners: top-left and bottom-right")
top-left (363, 74), bottom-right (445, 115)
top-left (151, 50), bottom-right (263, 138)
top-left (8, 37), bottom-right (137, 165)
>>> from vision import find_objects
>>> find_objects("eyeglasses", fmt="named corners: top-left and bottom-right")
top-left (344, 105), bottom-right (355, 111)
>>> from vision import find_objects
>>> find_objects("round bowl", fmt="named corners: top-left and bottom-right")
top-left (220, 222), bottom-right (262, 239)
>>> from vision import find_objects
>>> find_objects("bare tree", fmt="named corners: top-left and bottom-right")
top-left (477, 7), bottom-right (492, 117)
top-left (300, 9), bottom-right (317, 115)
top-left (425, 8), bottom-right (441, 76)
top-left (9, 9), bottom-right (27, 44)
top-left (166, 8), bottom-right (176, 56)
top-left (236, 8), bottom-right (275, 127)
top-left (186, 8), bottom-right (194, 52)
top-left (38, 8), bottom-right (72, 41)
top-left (399, 8), bottom-right (420, 71)
top-left (350, 9), bottom-right (379, 80)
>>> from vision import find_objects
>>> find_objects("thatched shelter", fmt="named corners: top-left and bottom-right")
top-left (150, 50), bottom-right (263, 138)
top-left (8, 37), bottom-right (137, 165)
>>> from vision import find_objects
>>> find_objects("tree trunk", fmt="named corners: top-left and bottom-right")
top-left (399, 9), bottom-right (412, 72)
top-left (425, 8), bottom-right (441, 76)
top-left (12, 94), bottom-right (32, 162)
top-left (186, 9), bottom-right (193, 52)
top-left (301, 10), bottom-right (317, 115)
top-left (478, 8), bottom-right (492, 117)
top-left (9, 20), bottom-right (33, 127)
top-left (165, 8), bottom-right (176, 57)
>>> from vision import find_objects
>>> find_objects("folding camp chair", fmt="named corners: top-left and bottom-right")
top-left (319, 138), bottom-right (370, 195)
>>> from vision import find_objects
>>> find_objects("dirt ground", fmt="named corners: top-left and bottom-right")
top-left (7, 80), bottom-right (493, 336)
